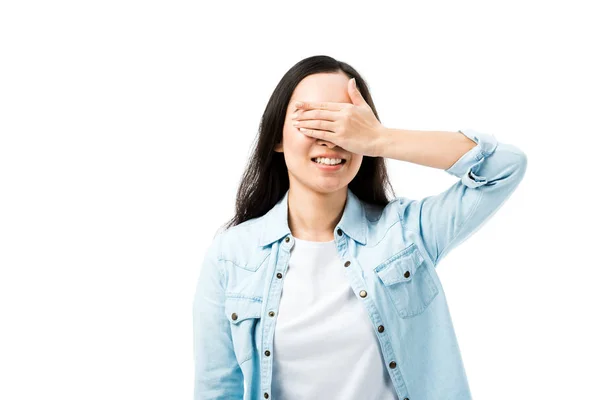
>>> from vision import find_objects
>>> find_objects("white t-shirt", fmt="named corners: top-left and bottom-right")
top-left (271, 236), bottom-right (399, 400)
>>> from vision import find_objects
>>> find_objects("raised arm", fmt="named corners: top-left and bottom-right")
top-left (193, 234), bottom-right (244, 399)
top-left (377, 128), bottom-right (527, 266)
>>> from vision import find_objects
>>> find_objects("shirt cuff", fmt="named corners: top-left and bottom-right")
top-left (445, 128), bottom-right (499, 188)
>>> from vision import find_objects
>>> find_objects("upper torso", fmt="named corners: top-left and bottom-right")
top-left (194, 128), bottom-right (528, 400)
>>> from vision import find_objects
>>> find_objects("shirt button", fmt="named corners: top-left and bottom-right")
top-left (359, 290), bottom-right (367, 298)
top-left (404, 398), bottom-right (409, 400)
top-left (337, 228), bottom-right (342, 236)
top-left (285, 236), bottom-right (290, 242)
top-left (265, 350), bottom-right (270, 356)
top-left (378, 325), bottom-right (384, 332)
top-left (389, 361), bottom-right (397, 368)
top-left (277, 272), bottom-right (283, 279)
top-left (269, 311), bottom-right (275, 317)
top-left (264, 393), bottom-right (269, 398)
top-left (231, 313), bottom-right (238, 321)
top-left (404, 271), bottom-right (410, 278)
top-left (344, 261), bottom-right (351, 267)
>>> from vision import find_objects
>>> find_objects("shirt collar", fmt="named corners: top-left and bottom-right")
top-left (258, 187), bottom-right (367, 247)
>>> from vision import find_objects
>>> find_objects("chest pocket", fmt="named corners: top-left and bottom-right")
top-left (374, 243), bottom-right (439, 318)
top-left (224, 295), bottom-right (263, 365)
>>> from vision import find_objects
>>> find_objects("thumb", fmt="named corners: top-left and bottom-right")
top-left (348, 78), bottom-right (366, 106)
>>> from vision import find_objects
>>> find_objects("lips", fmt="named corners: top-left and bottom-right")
top-left (311, 158), bottom-right (347, 164)
top-left (311, 154), bottom-right (346, 160)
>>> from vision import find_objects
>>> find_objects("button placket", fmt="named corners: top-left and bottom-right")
top-left (339, 231), bottom-right (409, 398)
top-left (336, 229), bottom-right (363, 300)
top-left (262, 235), bottom-right (294, 397)
top-left (337, 229), bottom-right (412, 400)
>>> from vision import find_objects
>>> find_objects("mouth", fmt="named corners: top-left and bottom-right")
top-left (311, 158), bottom-right (347, 165)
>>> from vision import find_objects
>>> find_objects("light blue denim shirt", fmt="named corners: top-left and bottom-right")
top-left (193, 128), bottom-right (527, 400)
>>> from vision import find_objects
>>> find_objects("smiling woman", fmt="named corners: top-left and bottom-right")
top-left (193, 55), bottom-right (527, 400)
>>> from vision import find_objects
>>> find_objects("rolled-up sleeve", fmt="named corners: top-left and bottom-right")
top-left (397, 128), bottom-right (528, 267)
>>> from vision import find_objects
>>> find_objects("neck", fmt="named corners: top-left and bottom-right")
top-left (287, 185), bottom-right (347, 242)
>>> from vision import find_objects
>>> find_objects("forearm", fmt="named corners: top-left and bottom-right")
top-left (375, 127), bottom-right (477, 170)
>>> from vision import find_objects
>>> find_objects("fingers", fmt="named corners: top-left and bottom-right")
top-left (294, 101), bottom-right (346, 111)
top-left (293, 118), bottom-right (335, 132)
top-left (291, 109), bottom-right (337, 121)
top-left (298, 127), bottom-right (330, 142)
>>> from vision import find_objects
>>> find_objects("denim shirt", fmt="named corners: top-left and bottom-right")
top-left (193, 128), bottom-right (528, 400)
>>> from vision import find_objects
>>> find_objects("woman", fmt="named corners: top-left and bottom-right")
top-left (193, 55), bottom-right (527, 400)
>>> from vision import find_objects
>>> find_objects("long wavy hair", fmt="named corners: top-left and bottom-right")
top-left (220, 55), bottom-right (396, 233)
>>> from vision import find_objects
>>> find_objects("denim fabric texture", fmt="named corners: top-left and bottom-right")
top-left (193, 128), bottom-right (528, 400)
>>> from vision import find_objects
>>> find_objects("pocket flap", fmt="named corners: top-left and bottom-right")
top-left (374, 243), bottom-right (425, 286)
top-left (224, 296), bottom-right (263, 325)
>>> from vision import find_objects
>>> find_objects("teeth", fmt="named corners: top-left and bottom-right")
top-left (315, 157), bottom-right (342, 165)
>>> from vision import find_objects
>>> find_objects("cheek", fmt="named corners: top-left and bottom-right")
top-left (349, 156), bottom-right (364, 170)
top-left (284, 126), bottom-right (312, 151)
top-left (282, 128), bottom-right (312, 162)
top-left (287, 124), bottom-right (311, 141)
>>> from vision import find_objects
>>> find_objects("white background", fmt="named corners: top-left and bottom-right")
top-left (1, 1), bottom-right (598, 399)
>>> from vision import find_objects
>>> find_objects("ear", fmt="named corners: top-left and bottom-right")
top-left (274, 142), bottom-right (283, 152)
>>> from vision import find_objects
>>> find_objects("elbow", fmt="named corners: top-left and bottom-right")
top-left (465, 143), bottom-right (527, 189)
top-left (489, 143), bottom-right (528, 191)
top-left (505, 144), bottom-right (528, 183)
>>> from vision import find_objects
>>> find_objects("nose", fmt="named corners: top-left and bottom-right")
top-left (317, 139), bottom-right (336, 148)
